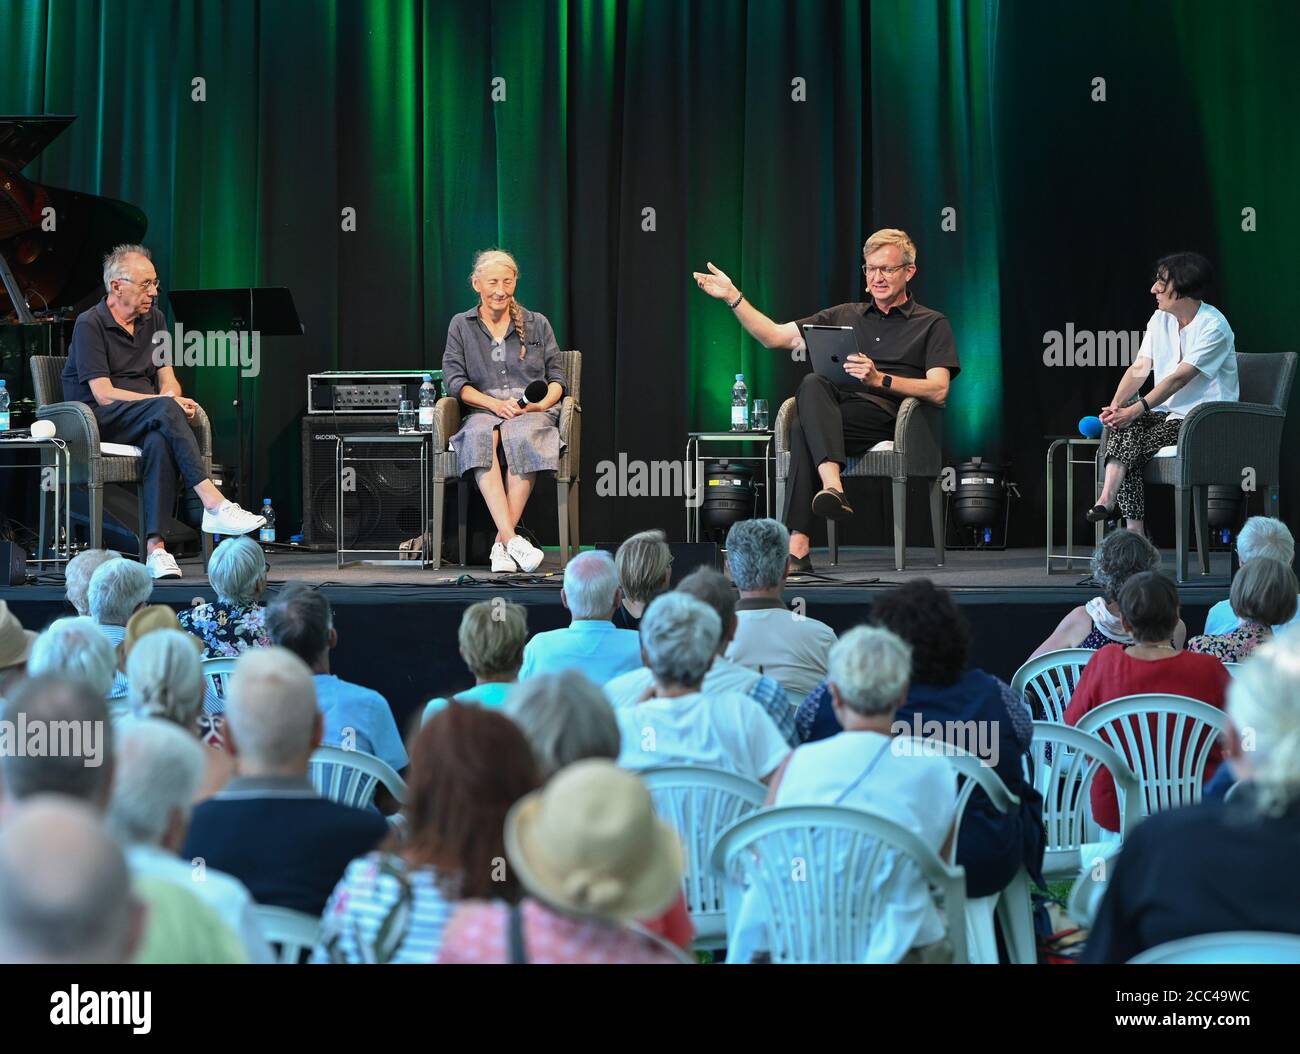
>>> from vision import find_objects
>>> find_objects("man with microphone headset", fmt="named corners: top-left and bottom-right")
top-left (694, 228), bottom-right (960, 574)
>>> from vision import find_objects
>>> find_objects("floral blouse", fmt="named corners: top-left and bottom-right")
top-left (1186, 620), bottom-right (1270, 664)
top-left (177, 600), bottom-right (271, 658)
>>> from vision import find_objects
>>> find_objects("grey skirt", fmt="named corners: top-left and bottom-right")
top-left (451, 406), bottom-right (562, 477)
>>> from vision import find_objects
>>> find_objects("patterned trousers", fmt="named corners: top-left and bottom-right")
top-left (1103, 411), bottom-right (1183, 519)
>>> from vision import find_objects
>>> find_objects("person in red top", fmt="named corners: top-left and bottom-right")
top-left (1065, 571), bottom-right (1230, 831)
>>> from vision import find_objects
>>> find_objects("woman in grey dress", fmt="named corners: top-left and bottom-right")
top-left (441, 249), bottom-right (566, 572)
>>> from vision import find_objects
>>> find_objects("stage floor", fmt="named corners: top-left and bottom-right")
top-left (3, 544), bottom-right (1232, 735)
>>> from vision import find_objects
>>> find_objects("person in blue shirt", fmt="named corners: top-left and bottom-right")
top-left (423, 599), bottom-right (528, 721)
top-left (518, 551), bottom-right (641, 684)
top-left (264, 583), bottom-right (408, 792)
top-left (1203, 516), bottom-right (1300, 636)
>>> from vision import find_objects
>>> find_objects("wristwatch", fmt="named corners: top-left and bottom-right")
top-left (881, 374), bottom-right (893, 389)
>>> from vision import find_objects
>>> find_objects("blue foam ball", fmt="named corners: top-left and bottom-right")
top-left (1078, 415), bottom-right (1103, 438)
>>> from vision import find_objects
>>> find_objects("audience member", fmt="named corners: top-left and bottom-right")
top-left (107, 718), bottom-right (271, 962)
top-left (1203, 516), bottom-right (1300, 636)
top-left (0, 602), bottom-right (36, 700)
top-left (612, 529), bottom-right (673, 630)
top-left (728, 626), bottom-right (957, 963)
top-left (508, 670), bottom-right (621, 780)
top-left (182, 648), bottom-right (388, 916)
top-left (615, 592), bottom-right (789, 782)
top-left (1188, 557), bottom-right (1298, 663)
top-left (1084, 629), bottom-right (1300, 962)
top-left (265, 583), bottom-right (407, 776)
top-left (0, 797), bottom-right (143, 964)
top-left (87, 557), bottom-right (153, 700)
top-left (437, 760), bottom-right (685, 964)
top-left (723, 519), bottom-right (836, 706)
top-left (315, 702), bottom-right (540, 963)
top-left (1066, 571), bottom-right (1230, 831)
top-left (26, 617), bottom-right (117, 705)
top-left (63, 548), bottom-right (121, 616)
top-left (518, 551), bottom-right (641, 682)
top-left (1030, 529), bottom-right (1186, 657)
top-left (177, 536), bottom-right (272, 657)
top-left (424, 599), bottom-right (527, 720)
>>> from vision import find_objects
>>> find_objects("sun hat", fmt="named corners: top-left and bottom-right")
top-left (0, 601), bottom-right (37, 670)
top-left (504, 759), bottom-right (683, 921)
top-left (119, 604), bottom-right (203, 666)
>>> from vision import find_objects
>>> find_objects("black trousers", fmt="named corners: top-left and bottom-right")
top-left (94, 397), bottom-right (207, 539)
top-left (782, 374), bottom-right (896, 535)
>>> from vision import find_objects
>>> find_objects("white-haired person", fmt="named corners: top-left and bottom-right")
top-left (87, 557), bottom-right (152, 701)
top-left (517, 550), bottom-right (641, 683)
top-left (727, 625), bottom-right (957, 964)
top-left (694, 228), bottom-right (959, 573)
top-left (1084, 628), bottom-right (1300, 962)
top-left (1029, 528), bottom-right (1186, 658)
top-left (722, 518), bottom-right (837, 707)
top-left (423, 599), bottom-right (529, 720)
top-left (439, 248), bottom-right (565, 573)
top-left (612, 529), bottom-right (673, 631)
top-left (1204, 516), bottom-right (1300, 636)
top-left (107, 718), bottom-right (271, 962)
top-left (1188, 557), bottom-right (1298, 664)
top-left (62, 243), bottom-right (265, 580)
top-left (605, 567), bottom-right (797, 747)
top-left (126, 628), bottom-right (235, 800)
top-left (615, 592), bottom-right (790, 783)
top-left (181, 648), bottom-right (388, 916)
top-left (177, 535), bottom-right (272, 658)
top-left (63, 548), bottom-right (121, 616)
top-left (437, 760), bottom-right (687, 964)
top-left (27, 617), bottom-right (118, 707)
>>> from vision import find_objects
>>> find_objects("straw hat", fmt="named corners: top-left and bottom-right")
top-left (0, 602), bottom-right (37, 670)
top-left (118, 605), bottom-right (203, 666)
top-left (504, 759), bottom-right (683, 921)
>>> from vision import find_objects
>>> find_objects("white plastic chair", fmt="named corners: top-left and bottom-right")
top-left (1223, 661), bottom-right (1242, 678)
top-left (253, 905), bottom-right (321, 964)
top-left (1066, 844), bottom-right (1121, 927)
top-left (1129, 931), bottom-right (1300, 964)
top-left (1010, 648), bottom-right (1095, 722)
top-left (640, 765), bottom-right (767, 950)
top-left (710, 804), bottom-right (969, 964)
top-left (308, 746), bottom-right (408, 811)
top-left (1029, 721), bottom-right (1142, 881)
top-left (944, 751), bottom-right (1036, 965)
top-left (199, 656), bottom-right (239, 716)
top-left (1075, 694), bottom-right (1227, 819)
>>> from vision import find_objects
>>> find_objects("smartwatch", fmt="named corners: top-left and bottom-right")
top-left (881, 374), bottom-right (893, 389)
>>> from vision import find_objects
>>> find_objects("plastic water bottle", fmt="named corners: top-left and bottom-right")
top-left (0, 380), bottom-right (9, 432)
top-left (731, 374), bottom-right (749, 431)
top-left (418, 373), bottom-right (436, 432)
top-left (259, 498), bottom-right (276, 543)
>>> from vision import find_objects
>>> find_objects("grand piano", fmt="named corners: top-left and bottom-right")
top-left (0, 114), bottom-right (147, 424)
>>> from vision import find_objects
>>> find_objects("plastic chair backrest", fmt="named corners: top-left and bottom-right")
top-left (1075, 694), bottom-right (1227, 817)
top-left (944, 748), bottom-right (1020, 864)
top-left (1129, 930), bottom-right (1300, 964)
top-left (1223, 661), bottom-right (1242, 678)
top-left (199, 656), bottom-right (239, 711)
top-left (640, 765), bottom-right (766, 944)
top-left (1010, 648), bottom-right (1096, 723)
top-left (709, 804), bottom-right (968, 964)
top-left (253, 905), bottom-right (321, 964)
top-left (308, 746), bottom-right (408, 809)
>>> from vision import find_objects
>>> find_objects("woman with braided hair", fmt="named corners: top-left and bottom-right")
top-left (440, 249), bottom-right (566, 573)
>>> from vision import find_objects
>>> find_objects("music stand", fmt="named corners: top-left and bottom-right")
top-left (167, 287), bottom-right (303, 505)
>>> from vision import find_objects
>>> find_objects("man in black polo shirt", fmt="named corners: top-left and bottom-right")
top-left (63, 244), bottom-right (265, 578)
top-left (694, 228), bottom-right (959, 573)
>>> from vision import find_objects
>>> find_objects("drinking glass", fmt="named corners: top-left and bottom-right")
top-left (752, 399), bottom-right (769, 431)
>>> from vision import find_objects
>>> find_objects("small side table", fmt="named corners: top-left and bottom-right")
top-left (336, 432), bottom-right (432, 568)
top-left (1046, 436), bottom-right (1102, 573)
top-left (0, 436), bottom-right (71, 569)
top-left (685, 430), bottom-right (774, 543)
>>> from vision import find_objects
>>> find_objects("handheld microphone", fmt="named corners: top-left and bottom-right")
top-left (1078, 415), bottom-right (1103, 438)
top-left (517, 380), bottom-right (550, 408)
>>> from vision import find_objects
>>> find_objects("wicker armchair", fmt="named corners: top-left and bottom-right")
top-left (430, 350), bottom-right (581, 569)
top-left (774, 394), bottom-right (945, 571)
top-left (1094, 351), bottom-right (1296, 582)
top-left (29, 355), bottom-right (214, 565)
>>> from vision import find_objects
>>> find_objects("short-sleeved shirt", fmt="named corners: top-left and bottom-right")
top-left (63, 299), bottom-right (166, 404)
top-left (439, 306), bottom-right (565, 403)
top-left (313, 674), bottom-right (409, 774)
top-left (725, 599), bottom-right (838, 708)
top-left (1134, 303), bottom-right (1237, 418)
top-left (794, 298), bottom-right (960, 416)
top-left (615, 690), bottom-right (791, 781)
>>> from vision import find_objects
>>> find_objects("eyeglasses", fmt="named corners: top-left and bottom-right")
top-left (119, 277), bottom-right (162, 292)
top-left (863, 264), bottom-right (910, 277)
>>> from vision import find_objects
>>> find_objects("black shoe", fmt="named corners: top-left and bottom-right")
top-left (812, 487), bottom-right (854, 521)
top-left (1084, 504), bottom-right (1117, 524)
top-left (786, 554), bottom-right (813, 576)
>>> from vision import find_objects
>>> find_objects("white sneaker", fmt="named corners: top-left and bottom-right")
top-left (201, 501), bottom-right (267, 536)
top-left (490, 542), bottom-right (519, 573)
top-left (146, 548), bottom-right (182, 579)
top-left (506, 535), bottom-right (544, 573)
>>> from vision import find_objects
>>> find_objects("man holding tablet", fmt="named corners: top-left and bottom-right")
top-left (693, 228), bottom-right (959, 573)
